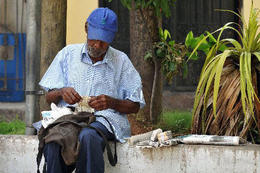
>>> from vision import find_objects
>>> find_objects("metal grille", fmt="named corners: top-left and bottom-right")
top-left (0, 0), bottom-right (26, 101)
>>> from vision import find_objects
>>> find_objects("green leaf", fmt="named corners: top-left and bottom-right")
top-left (186, 51), bottom-right (199, 60)
top-left (254, 52), bottom-right (260, 62)
top-left (135, 0), bottom-right (141, 8)
top-left (185, 31), bottom-right (194, 47)
top-left (141, 0), bottom-right (146, 8)
top-left (153, 0), bottom-right (157, 7)
top-left (164, 29), bottom-right (171, 40)
top-left (169, 62), bottom-right (175, 72)
top-left (222, 38), bottom-right (241, 50)
top-left (244, 52), bottom-right (254, 118)
top-left (160, 0), bottom-right (171, 17)
top-left (189, 34), bottom-right (206, 49)
top-left (144, 52), bottom-right (152, 60)
top-left (240, 53), bottom-right (248, 122)
top-left (206, 31), bottom-right (217, 44)
top-left (156, 49), bottom-right (164, 58)
top-left (192, 57), bottom-right (219, 121)
top-left (202, 60), bottom-right (218, 130)
top-left (218, 44), bottom-right (228, 52)
top-left (197, 43), bottom-right (210, 53)
top-left (213, 50), bottom-right (231, 117)
top-left (169, 40), bottom-right (175, 47)
top-left (159, 28), bottom-right (164, 39)
top-left (145, 0), bottom-right (153, 8)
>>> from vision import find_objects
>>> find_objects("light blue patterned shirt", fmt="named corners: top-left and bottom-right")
top-left (39, 43), bottom-right (145, 143)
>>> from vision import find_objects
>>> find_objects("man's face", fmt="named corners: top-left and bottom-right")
top-left (87, 39), bottom-right (109, 58)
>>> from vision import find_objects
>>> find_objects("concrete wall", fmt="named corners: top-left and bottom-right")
top-left (1, 135), bottom-right (260, 173)
top-left (66, 0), bottom-right (98, 45)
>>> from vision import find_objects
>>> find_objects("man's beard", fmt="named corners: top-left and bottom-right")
top-left (87, 45), bottom-right (107, 58)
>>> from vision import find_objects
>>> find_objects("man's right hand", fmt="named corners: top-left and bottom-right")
top-left (46, 87), bottom-right (82, 105)
top-left (60, 87), bottom-right (82, 105)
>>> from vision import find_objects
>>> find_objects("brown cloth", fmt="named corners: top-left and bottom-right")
top-left (36, 112), bottom-right (117, 173)
top-left (38, 112), bottom-right (96, 165)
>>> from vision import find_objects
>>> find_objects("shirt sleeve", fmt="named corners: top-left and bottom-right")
top-left (118, 57), bottom-right (146, 108)
top-left (39, 48), bottom-right (67, 91)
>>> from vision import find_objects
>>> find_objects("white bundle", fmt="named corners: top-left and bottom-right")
top-left (76, 96), bottom-right (94, 113)
top-left (41, 103), bottom-right (72, 128)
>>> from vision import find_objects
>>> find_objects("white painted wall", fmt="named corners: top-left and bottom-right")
top-left (1, 135), bottom-right (260, 173)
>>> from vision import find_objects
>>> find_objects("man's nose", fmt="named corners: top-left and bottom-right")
top-left (94, 41), bottom-right (102, 48)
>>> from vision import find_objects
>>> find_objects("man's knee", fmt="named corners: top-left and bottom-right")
top-left (79, 128), bottom-right (102, 144)
top-left (44, 142), bottom-right (60, 153)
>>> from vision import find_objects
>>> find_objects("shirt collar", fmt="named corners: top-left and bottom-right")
top-left (81, 43), bottom-right (113, 68)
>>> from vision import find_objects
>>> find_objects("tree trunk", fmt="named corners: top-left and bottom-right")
top-left (130, 5), bottom-right (162, 123)
top-left (39, 0), bottom-right (67, 111)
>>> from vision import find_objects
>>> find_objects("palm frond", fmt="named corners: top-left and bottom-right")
top-left (191, 3), bottom-right (260, 140)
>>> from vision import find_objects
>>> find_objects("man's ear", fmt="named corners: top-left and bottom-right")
top-left (85, 22), bottom-right (88, 34)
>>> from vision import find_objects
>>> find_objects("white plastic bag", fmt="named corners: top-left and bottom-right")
top-left (41, 103), bottom-right (72, 128)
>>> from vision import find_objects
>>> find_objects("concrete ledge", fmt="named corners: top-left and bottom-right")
top-left (0, 135), bottom-right (260, 173)
top-left (0, 102), bottom-right (26, 121)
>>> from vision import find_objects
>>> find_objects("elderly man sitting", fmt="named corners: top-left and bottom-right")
top-left (39, 7), bottom-right (145, 173)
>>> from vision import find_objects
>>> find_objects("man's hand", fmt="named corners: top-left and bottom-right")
top-left (88, 94), bottom-right (140, 114)
top-left (60, 87), bottom-right (82, 105)
top-left (88, 94), bottom-right (116, 111)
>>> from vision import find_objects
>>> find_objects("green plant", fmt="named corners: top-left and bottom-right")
top-left (185, 31), bottom-right (227, 60)
top-left (0, 117), bottom-right (25, 134)
top-left (189, 3), bottom-right (260, 139)
top-left (144, 28), bottom-right (222, 84)
top-left (145, 28), bottom-right (188, 83)
top-left (156, 110), bottom-right (192, 134)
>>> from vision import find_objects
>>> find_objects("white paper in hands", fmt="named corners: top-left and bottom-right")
top-left (76, 96), bottom-right (94, 113)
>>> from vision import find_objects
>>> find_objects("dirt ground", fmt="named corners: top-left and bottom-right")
top-left (127, 115), bottom-right (154, 135)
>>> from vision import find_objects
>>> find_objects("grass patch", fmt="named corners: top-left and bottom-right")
top-left (157, 110), bottom-right (192, 135)
top-left (0, 118), bottom-right (25, 135)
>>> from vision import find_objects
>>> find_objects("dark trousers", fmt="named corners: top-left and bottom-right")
top-left (43, 121), bottom-right (114, 173)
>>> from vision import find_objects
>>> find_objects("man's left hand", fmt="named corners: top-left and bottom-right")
top-left (88, 94), bottom-right (116, 111)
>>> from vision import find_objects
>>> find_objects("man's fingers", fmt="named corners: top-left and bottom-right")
top-left (72, 91), bottom-right (82, 102)
top-left (63, 92), bottom-right (74, 104)
top-left (88, 98), bottom-right (98, 108)
top-left (61, 87), bottom-right (82, 104)
top-left (89, 96), bottom-right (98, 104)
top-left (89, 99), bottom-right (109, 111)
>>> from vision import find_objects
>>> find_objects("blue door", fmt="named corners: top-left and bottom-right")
top-left (0, 33), bottom-right (26, 102)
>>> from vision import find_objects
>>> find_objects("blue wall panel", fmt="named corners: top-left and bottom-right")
top-left (0, 33), bottom-right (26, 102)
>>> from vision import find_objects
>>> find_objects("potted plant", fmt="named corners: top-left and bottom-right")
top-left (189, 3), bottom-right (260, 142)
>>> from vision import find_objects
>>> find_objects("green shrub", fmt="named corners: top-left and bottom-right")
top-left (157, 110), bottom-right (192, 134)
top-left (0, 118), bottom-right (25, 135)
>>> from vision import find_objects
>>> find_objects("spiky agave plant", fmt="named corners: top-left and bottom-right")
top-left (189, 3), bottom-right (260, 140)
